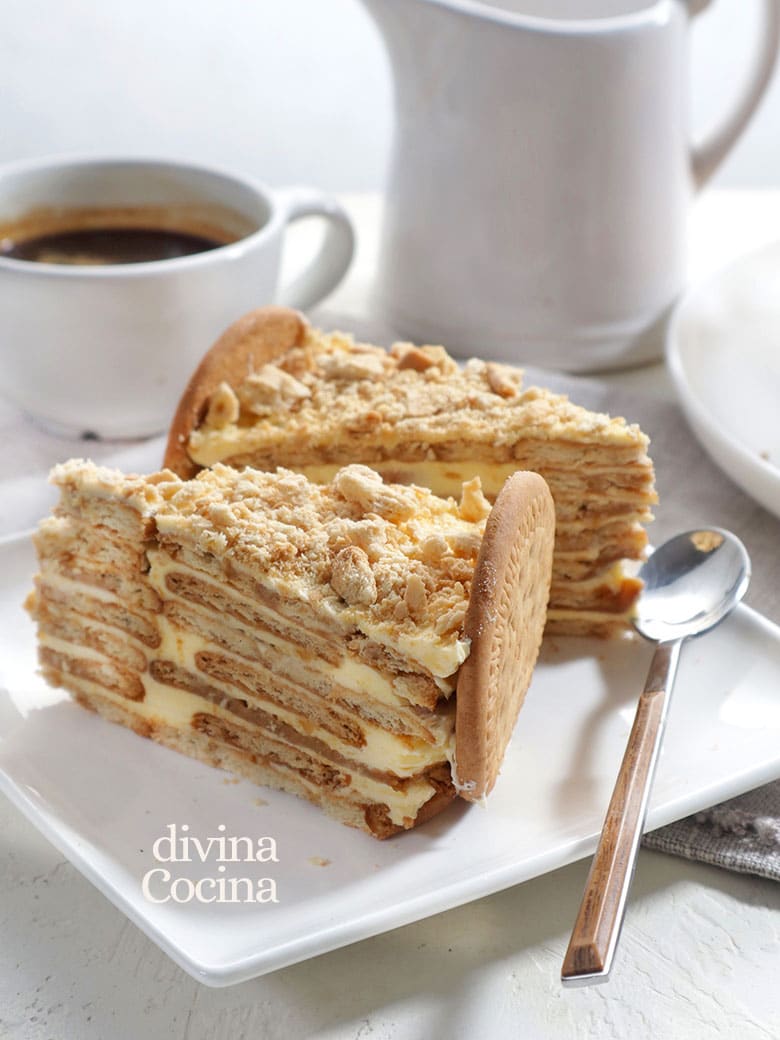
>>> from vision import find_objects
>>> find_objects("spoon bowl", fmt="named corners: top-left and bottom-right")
top-left (634, 528), bottom-right (752, 644)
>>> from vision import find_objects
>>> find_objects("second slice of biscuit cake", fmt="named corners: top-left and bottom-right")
top-left (174, 311), bottom-right (656, 637)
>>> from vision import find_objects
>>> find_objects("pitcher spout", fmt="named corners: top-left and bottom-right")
top-left (359, 0), bottom-right (455, 69)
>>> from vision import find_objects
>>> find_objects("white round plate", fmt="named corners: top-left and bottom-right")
top-left (667, 240), bottom-right (780, 520)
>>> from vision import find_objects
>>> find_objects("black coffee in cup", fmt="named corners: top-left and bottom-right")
top-left (0, 205), bottom-right (241, 266)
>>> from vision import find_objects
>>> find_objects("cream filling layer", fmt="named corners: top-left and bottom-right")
top-left (296, 461), bottom-right (649, 507)
top-left (297, 461), bottom-right (513, 500)
top-left (37, 614), bottom-right (454, 780)
top-left (550, 561), bottom-right (632, 593)
top-left (148, 550), bottom-right (460, 694)
top-left (186, 442), bottom-right (648, 505)
top-left (545, 608), bottom-right (633, 622)
top-left (46, 556), bottom-right (446, 711)
top-left (47, 662), bottom-right (436, 826)
top-left (349, 620), bottom-right (469, 683)
top-left (156, 615), bottom-right (455, 777)
top-left (37, 567), bottom-right (147, 606)
top-left (173, 559), bottom-right (463, 686)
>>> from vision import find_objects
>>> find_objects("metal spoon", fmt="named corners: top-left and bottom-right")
top-left (561, 528), bottom-right (751, 987)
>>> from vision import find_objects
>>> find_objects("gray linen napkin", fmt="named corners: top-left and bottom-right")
top-left (313, 308), bottom-right (780, 882)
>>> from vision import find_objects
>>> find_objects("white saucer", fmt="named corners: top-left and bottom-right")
top-left (667, 240), bottom-right (780, 520)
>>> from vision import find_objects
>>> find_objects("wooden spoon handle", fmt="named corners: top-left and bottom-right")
top-left (561, 639), bottom-right (682, 986)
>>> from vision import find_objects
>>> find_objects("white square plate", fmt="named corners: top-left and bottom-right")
top-left (2, 532), bottom-right (780, 986)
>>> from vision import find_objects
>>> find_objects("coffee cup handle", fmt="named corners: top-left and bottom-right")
top-left (274, 188), bottom-right (355, 310)
top-left (690, 0), bottom-right (780, 188)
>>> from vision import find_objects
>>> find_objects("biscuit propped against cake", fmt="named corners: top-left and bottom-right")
top-left (28, 460), bottom-right (554, 837)
top-left (165, 307), bottom-right (656, 637)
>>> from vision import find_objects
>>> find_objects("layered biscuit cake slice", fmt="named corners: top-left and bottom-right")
top-left (28, 459), bottom-right (554, 837)
top-left (165, 307), bottom-right (657, 637)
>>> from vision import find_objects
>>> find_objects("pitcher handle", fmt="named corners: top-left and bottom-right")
top-left (275, 187), bottom-right (355, 311)
top-left (691, 0), bottom-right (780, 188)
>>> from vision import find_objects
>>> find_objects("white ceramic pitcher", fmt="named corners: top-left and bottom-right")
top-left (363, 0), bottom-right (780, 371)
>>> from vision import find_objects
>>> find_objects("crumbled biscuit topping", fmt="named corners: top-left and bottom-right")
top-left (459, 477), bottom-right (492, 523)
top-left (238, 364), bottom-right (311, 416)
top-left (404, 573), bottom-right (428, 619)
top-left (331, 545), bottom-right (377, 606)
top-left (49, 460), bottom-right (487, 678)
top-left (205, 382), bottom-right (240, 429)
top-left (188, 326), bottom-right (650, 469)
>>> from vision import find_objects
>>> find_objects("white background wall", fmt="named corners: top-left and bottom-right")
top-left (0, 0), bottom-right (778, 192)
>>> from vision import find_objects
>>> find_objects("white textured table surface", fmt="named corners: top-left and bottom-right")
top-left (3, 190), bottom-right (780, 1040)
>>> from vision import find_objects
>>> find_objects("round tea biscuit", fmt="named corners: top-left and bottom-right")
top-left (164, 305), bottom-right (308, 478)
top-left (455, 471), bottom-right (555, 802)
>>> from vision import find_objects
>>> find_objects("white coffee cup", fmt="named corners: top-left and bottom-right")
top-left (0, 155), bottom-right (354, 437)
top-left (364, 0), bottom-right (780, 371)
